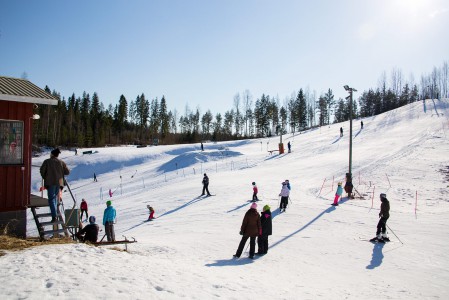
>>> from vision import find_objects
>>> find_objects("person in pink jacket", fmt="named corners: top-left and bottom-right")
top-left (252, 182), bottom-right (259, 201)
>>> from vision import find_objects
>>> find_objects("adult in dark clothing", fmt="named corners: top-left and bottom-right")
top-left (361, 121), bottom-right (364, 129)
top-left (370, 193), bottom-right (390, 242)
top-left (340, 127), bottom-right (343, 137)
top-left (257, 205), bottom-right (272, 255)
top-left (344, 180), bottom-right (353, 198)
top-left (287, 141), bottom-right (291, 153)
top-left (201, 173), bottom-right (211, 196)
top-left (77, 216), bottom-right (100, 243)
top-left (40, 148), bottom-right (70, 222)
top-left (234, 202), bottom-right (261, 259)
top-left (201, 142), bottom-right (204, 151)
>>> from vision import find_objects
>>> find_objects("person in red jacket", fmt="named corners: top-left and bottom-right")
top-left (233, 202), bottom-right (261, 259)
top-left (80, 199), bottom-right (88, 221)
top-left (252, 182), bottom-right (259, 201)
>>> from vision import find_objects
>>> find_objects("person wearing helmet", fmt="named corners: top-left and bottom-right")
top-left (77, 216), bottom-right (100, 243)
top-left (252, 182), bottom-right (259, 202)
top-left (257, 204), bottom-right (272, 255)
top-left (103, 200), bottom-right (117, 242)
top-left (370, 193), bottom-right (390, 243)
top-left (332, 182), bottom-right (344, 206)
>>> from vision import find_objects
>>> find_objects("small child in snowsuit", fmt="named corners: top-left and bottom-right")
top-left (147, 205), bottom-right (155, 221)
top-left (252, 182), bottom-right (259, 201)
top-left (257, 205), bottom-right (272, 255)
top-left (332, 182), bottom-right (343, 206)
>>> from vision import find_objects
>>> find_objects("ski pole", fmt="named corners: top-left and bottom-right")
top-left (386, 224), bottom-right (404, 245)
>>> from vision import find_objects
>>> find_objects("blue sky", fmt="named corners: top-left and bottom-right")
top-left (1, 0), bottom-right (448, 116)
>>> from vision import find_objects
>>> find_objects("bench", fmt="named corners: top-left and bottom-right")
top-left (268, 149), bottom-right (279, 155)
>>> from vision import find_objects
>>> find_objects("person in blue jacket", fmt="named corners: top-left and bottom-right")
top-left (332, 182), bottom-right (343, 206)
top-left (103, 200), bottom-right (117, 241)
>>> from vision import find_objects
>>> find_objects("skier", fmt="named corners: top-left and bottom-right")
top-left (40, 148), bottom-right (70, 222)
top-left (252, 182), bottom-right (259, 201)
top-left (103, 200), bottom-right (116, 242)
top-left (80, 198), bottom-right (89, 221)
top-left (340, 127), bottom-right (343, 137)
top-left (257, 204), bottom-right (272, 255)
top-left (279, 181), bottom-right (290, 212)
top-left (332, 182), bottom-right (343, 206)
top-left (201, 173), bottom-right (212, 196)
top-left (233, 202), bottom-right (261, 259)
top-left (76, 216), bottom-right (99, 243)
top-left (287, 141), bottom-right (291, 153)
top-left (361, 120), bottom-right (364, 129)
top-left (370, 193), bottom-right (390, 243)
top-left (201, 142), bottom-right (204, 151)
top-left (147, 205), bottom-right (155, 221)
top-left (93, 172), bottom-right (97, 182)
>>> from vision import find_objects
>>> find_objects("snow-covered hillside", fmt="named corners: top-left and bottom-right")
top-left (1, 99), bottom-right (449, 300)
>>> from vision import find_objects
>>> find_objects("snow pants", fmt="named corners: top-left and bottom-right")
top-left (105, 221), bottom-right (115, 242)
top-left (333, 194), bottom-right (341, 205)
top-left (252, 192), bottom-right (258, 201)
top-left (80, 209), bottom-right (88, 220)
top-left (235, 236), bottom-right (256, 257)
top-left (202, 184), bottom-right (211, 196)
top-left (257, 235), bottom-right (269, 254)
top-left (376, 217), bottom-right (389, 236)
top-left (280, 196), bottom-right (288, 210)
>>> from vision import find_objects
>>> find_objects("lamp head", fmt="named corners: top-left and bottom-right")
top-left (32, 114), bottom-right (40, 120)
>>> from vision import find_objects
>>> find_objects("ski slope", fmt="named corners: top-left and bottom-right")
top-left (1, 99), bottom-right (449, 299)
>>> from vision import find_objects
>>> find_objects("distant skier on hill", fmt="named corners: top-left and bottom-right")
top-left (201, 173), bottom-right (212, 196)
top-left (340, 127), bottom-right (343, 137)
top-left (287, 141), bottom-right (291, 153)
top-left (370, 193), bottom-right (390, 243)
top-left (147, 205), bottom-right (155, 221)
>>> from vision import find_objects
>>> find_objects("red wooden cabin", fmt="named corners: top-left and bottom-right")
top-left (0, 76), bottom-right (58, 237)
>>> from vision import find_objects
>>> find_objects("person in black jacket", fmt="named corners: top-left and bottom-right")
top-left (201, 173), bottom-right (211, 196)
top-left (257, 205), bottom-right (272, 255)
top-left (370, 193), bottom-right (390, 243)
top-left (77, 216), bottom-right (100, 243)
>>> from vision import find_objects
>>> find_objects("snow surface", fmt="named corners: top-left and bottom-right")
top-left (1, 99), bottom-right (449, 299)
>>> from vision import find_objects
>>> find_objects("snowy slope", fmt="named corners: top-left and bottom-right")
top-left (1, 99), bottom-right (449, 300)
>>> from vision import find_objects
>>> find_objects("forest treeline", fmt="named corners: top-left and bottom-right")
top-left (33, 62), bottom-right (448, 148)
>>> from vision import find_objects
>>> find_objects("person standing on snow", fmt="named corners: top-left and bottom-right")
top-left (285, 179), bottom-right (291, 190)
top-left (287, 141), bottom-right (291, 153)
top-left (80, 198), bottom-right (89, 221)
top-left (279, 181), bottom-right (290, 212)
top-left (147, 205), bottom-right (155, 221)
top-left (340, 127), bottom-right (343, 137)
top-left (257, 204), bottom-right (272, 255)
top-left (233, 202), bottom-right (261, 259)
top-left (332, 182), bottom-right (343, 206)
top-left (40, 148), bottom-right (70, 222)
top-left (252, 182), bottom-right (259, 201)
top-left (201, 173), bottom-right (212, 196)
top-left (370, 193), bottom-right (390, 243)
top-left (103, 200), bottom-right (116, 242)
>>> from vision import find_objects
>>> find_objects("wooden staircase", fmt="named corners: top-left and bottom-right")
top-left (29, 194), bottom-right (69, 240)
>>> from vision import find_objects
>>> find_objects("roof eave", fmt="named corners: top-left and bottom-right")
top-left (0, 94), bottom-right (58, 105)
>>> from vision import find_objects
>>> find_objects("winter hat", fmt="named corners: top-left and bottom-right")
top-left (338, 182), bottom-right (342, 186)
top-left (251, 202), bottom-right (257, 209)
top-left (282, 181), bottom-right (287, 185)
top-left (106, 200), bottom-right (112, 206)
top-left (263, 204), bottom-right (270, 211)
top-left (380, 193), bottom-right (387, 199)
top-left (252, 182), bottom-right (256, 185)
top-left (88, 216), bottom-right (96, 224)
top-left (51, 148), bottom-right (61, 157)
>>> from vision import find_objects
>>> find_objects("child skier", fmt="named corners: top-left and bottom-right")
top-left (370, 193), bottom-right (390, 243)
top-left (147, 205), bottom-right (155, 221)
top-left (252, 182), bottom-right (259, 201)
top-left (332, 182), bottom-right (343, 206)
top-left (257, 204), bottom-right (272, 255)
top-left (279, 181), bottom-right (290, 212)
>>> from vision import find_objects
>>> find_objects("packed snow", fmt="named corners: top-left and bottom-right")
top-left (1, 99), bottom-right (449, 299)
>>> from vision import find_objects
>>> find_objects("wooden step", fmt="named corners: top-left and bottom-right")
top-left (39, 220), bottom-right (64, 226)
top-left (35, 213), bottom-right (53, 218)
top-left (41, 229), bottom-right (66, 236)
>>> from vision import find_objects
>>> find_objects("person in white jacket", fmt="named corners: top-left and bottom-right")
top-left (279, 182), bottom-right (290, 212)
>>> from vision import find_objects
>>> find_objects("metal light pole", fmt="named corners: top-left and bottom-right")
top-left (344, 85), bottom-right (357, 181)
